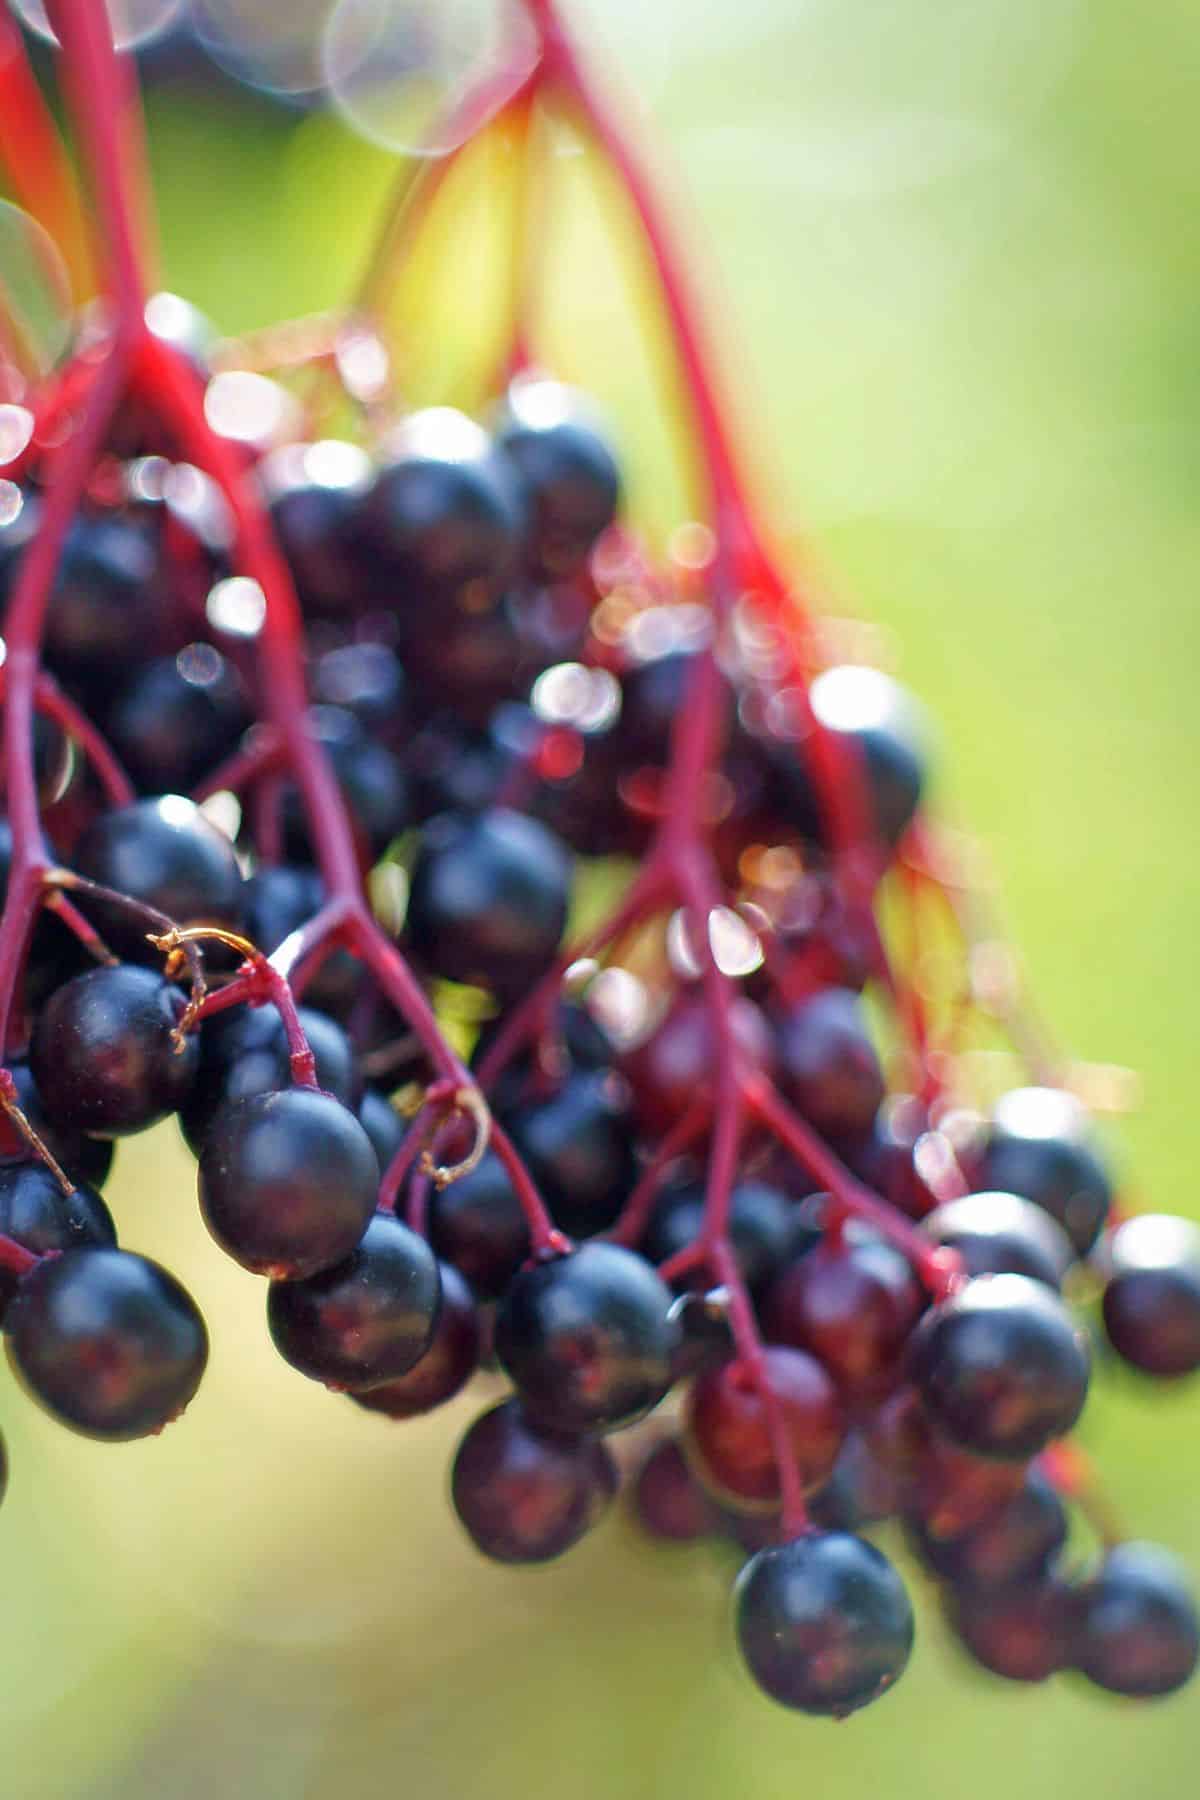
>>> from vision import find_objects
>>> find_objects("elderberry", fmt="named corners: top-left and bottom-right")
top-left (735, 1533), bottom-right (914, 1715)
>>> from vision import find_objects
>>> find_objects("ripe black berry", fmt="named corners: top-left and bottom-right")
top-left (773, 987), bottom-right (885, 1138)
top-left (1101, 1214), bottom-right (1200, 1379)
top-left (643, 1180), bottom-right (800, 1294)
top-left (1075, 1543), bottom-right (1200, 1697)
top-left (451, 1398), bottom-right (617, 1564)
top-left (909, 1274), bottom-right (1091, 1460)
top-left (267, 1212), bottom-right (440, 1389)
top-left (73, 794), bottom-right (244, 936)
top-left (7, 1248), bottom-right (207, 1440)
top-left (106, 646), bottom-right (250, 794)
top-left (501, 1069), bottom-right (635, 1238)
top-left (0, 1061), bottom-right (114, 1190)
top-left (632, 1437), bottom-right (715, 1543)
top-left (922, 1191), bottom-right (1075, 1290)
top-left (180, 1000), bottom-right (361, 1154)
top-left (762, 1233), bottom-right (925, 1401)
top-left (349, 1261), bottom-right (480, 1418)
top-left (978, 1087), bottom-right (1112, 1256)
top-left (0, 1161), bottom-right (116, 1319)
top-left (495, 1243), bottom-right (679, 1435)
top-left (364, 409), bottom-right (524, 603)
top-left (497, 380), bottom-right (621, 578)
top-left (197, 1087), bottom-right (379, 1278)
top-left (406, 808), bottom-right (572, 999)
top-left (948, 1576), bottom-right (1075, 1683)
top-left (735, 1532), bottom-right (914, 1715)
top-left (30, 964), bottom-right (199, 1137)
top-left (908, 1467), bottom-right (1068, 1591)
top-left (427, 1149), bottom-right (530, 1300)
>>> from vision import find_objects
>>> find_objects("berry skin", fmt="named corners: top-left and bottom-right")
top-left (452, 1397), bottom-right (618, 1565)
top-left (773, 987), bottom-right (885, 1139)
top-left (643, 1180), bottom-right (800, 1295)
top-left (622, 993), bottom-right (773, 1137)
top-left (977, 1086), bottom-right (1112, 1256)
top-left (406, 808), bottom-right (572, 999)
top-left (357, 1087), bottom-right (408, 1171)
top-left (632, 1438), bottom-right (715, 1544)
top-left (948, 1576), bottom-right (1075, 1683)
top-left (495, 1243), bottom-right (679, 1435)
top-left (107, 646), bottom-right (249, 794)
top-left (501, 1069), bottom-right (635, 1238)
top-left (1074, 1543), bottom-right (1200, 1698)
top-left (281, 706), bottom-right (411, 863)
top-left (267, 1213), bottom-right (441, 1389)
top-left (762, 1233), bottom-right (925, 1401)
top-left (497, 382), bottom-right (621, 578)
top-left (922, 1191), bottom-right (1075, 1291)
top-left (7, 1248), bottom-right (207, 1441)
top-left (197, 1087), bottom-right (379, 1279)
top-left (909, 1274), bottom-right (1091, 1461)
top-left (428, 1149), bottom-right (530, 1301)
top-left (685, 1346), bottom-right (845, 1506)
top-left (1101, 1214), bottom-right (1200, 1379)
top-left (364, 408), bottom-right (524, 604)
top-left (262, 437), bottom-right (372, 617)
top-left (735, 1532), bottom-right (914, 1716)
top-left (908, 1467), bottom-right (1068, 1591)
top-left (73, 795), bottom-right (244, 937)
top-left (350, 1261), bottom-right (480, 1419)
top-left (30, 965), bottom-right (199, 1137)
top-left (180, 1001), bottom-right (361, 1155)
top-left (44, 512), bottom-right (161, 681)
top-left (0, 1161), bottom-right (116, 1320)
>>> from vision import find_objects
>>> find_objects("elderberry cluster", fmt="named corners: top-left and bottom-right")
top-left (1, 297), bottom-right (1198, 1722)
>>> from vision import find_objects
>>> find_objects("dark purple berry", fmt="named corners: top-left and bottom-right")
top-left (922, 1191), bottom-right (1075, 1291)
top-left (977, 1087), bottom-right (1112, 1256)
top-left (632, 1437), bottom-right (714, 1543)
top-left (495, 1243), bottom-right (679, 1435)
top-left (7, 1247), bottom-right (207, 1441)
top-left (406, 808), bottom-right (571, 999)
top-left (1075, 1543), bottom-right (1200, 1697)
top-left (73, 795), bottom-right (243, 937)
top-left (735, 1532), bottom-right (914, 1715)
top-left (908, 1467), bottom-right (1068, 1590)
top-left (428, 1149), bottom-right (530, 1300)
top-left (451, 1398), bottom-right (616, 1564)
top-left (267, 1212), bottom-right (440, 1389)
top-left (501, 1069), bottom-right (634, 1238)
top-left (773, 987), bottom-right (885, 1138)
top-left (350, 1261), bottom-right (480, 1418)
top-left (30, 964), bottom-right (198, 1137)
top-left (909, 1274), bottom-right (1090, 1461)
top-left (197, 1087), bottom-right (378, 1279)
top-left (1101, 1215), bottom-right (1200, 1379)
top-left (0, 1160), bottom-right (116, 1320)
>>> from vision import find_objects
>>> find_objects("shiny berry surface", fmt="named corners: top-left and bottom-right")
top-left (30, 964), bottom-right (198, 1137)
top-left (428, 1149), bottom-right (530, 1300)
top-left (495, 1244), bottom-right (679, 1435)
top-left (7, 1248), bottom-right (207, 1441)
top-left (406, 808), bottom-right (572, 999)
top-left (267, 1213), bottom-right (441, 1389)
top-left (922, 1191), bottom-right (1075, 1291)
top-left (910, 1275), bottom-right (1091, 1460)
top-left (1075, 1543), bottom-right (1200, 1697)
top-left (198, 1087), bottom-right (379, 1279)
top-left (73, 795), bottom-right (243, 936)
top-left (735, 1532), bottom-right (914, 1715)
top-left (1101, 1214), bottom-right (1200, 1378)
top-left (451, 1398), bottom-right (617, 1564)
top-left (349, 1262), bottom-right (481, 1419)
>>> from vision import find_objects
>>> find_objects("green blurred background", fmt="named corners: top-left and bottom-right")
top-left (5, 1), bottom-right (1200, 1793)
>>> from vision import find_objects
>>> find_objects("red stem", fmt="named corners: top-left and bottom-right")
top-left (0, 342), bottom-right (129, 1054)
top-left (746, 1076), bottom-right (962, 1303)
top-left (0, 12), bottom-right (92, 298)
